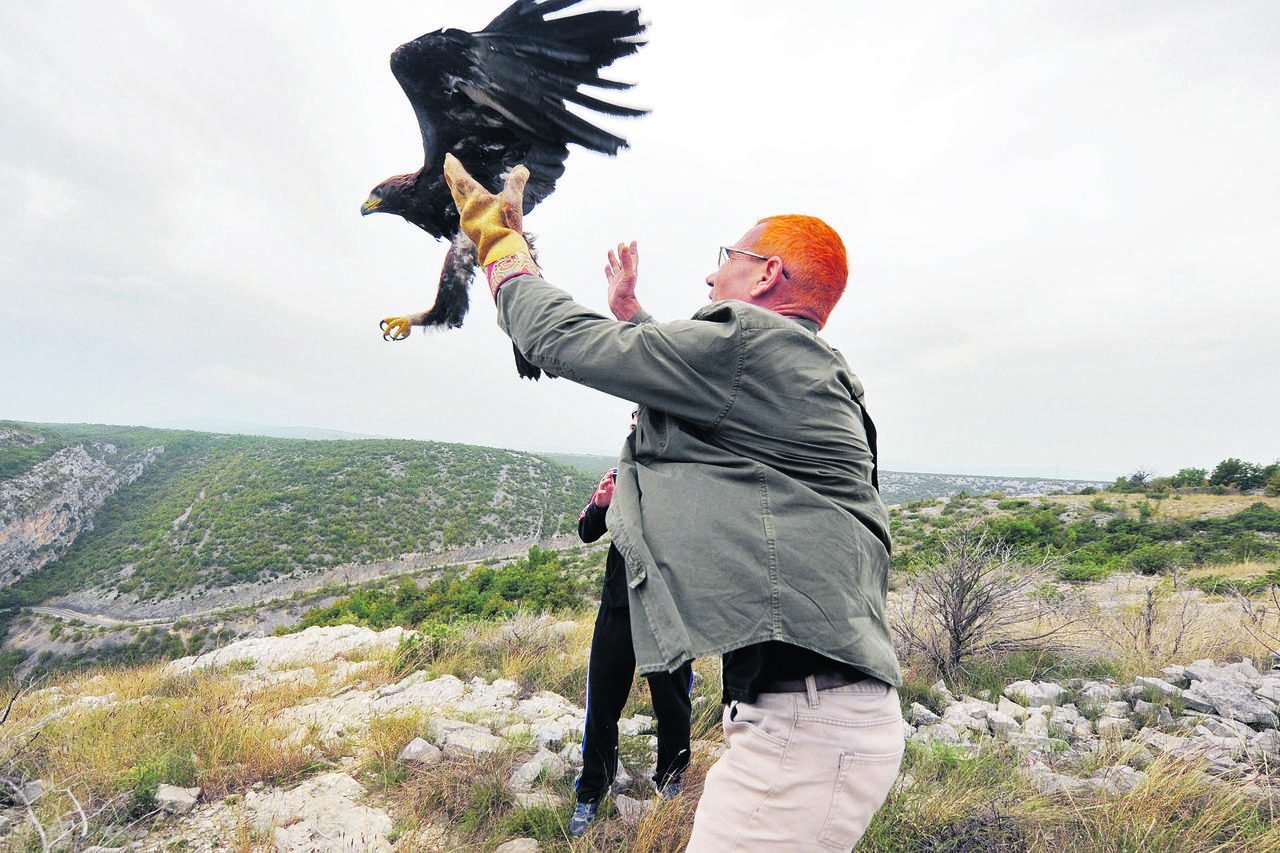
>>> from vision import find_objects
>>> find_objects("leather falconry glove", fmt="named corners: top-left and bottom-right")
top-left (443, 153), bottom-right (539, 299)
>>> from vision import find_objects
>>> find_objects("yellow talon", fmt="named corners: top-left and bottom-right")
top-left (380, 317), bottom-right (412, 341)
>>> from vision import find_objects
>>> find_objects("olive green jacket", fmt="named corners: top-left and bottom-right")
top-left (497, 275), bottom-right (901, 687)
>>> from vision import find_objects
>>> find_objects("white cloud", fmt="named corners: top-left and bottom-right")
top-left (188, 364), bottom-right (293, 402)
top-left (2, 0), bottom-right (1278, 478)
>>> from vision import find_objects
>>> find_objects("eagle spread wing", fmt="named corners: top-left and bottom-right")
top-left (361, 0), bottom-right (647, 380)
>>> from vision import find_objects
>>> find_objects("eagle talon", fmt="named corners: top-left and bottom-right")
top-left (381, 317), bottom-right (413, 341)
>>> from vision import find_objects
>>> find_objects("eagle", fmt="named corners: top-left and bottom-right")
top-left (361, 0), bottom-right (648, 379)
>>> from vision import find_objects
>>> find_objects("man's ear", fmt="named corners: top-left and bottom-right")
top-left (748, 259), bottom-right (786, 298)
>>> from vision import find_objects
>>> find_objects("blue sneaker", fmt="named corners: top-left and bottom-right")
top-left (657, 780), bottom-right (681, 800)
top-left (569, 801), bottom-right (599, 837)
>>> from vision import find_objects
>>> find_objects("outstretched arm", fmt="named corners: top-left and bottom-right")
top-left (605, 241), bottom-right (643, 322)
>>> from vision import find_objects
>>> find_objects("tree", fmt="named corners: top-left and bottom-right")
top-left (891, 521), bottom-right (1083, 686)
top-left (1128, 469), bottom-right (1154, 490)
top-left (1209, 458), bottom-right (1266, 491)
top-left (1169, 468), bottom-right (1207, 489)
top-left (1109, 470), bottom-right (1153, 493)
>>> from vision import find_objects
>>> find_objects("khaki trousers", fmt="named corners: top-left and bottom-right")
top-left (686, 678), bottom-right (904, 852)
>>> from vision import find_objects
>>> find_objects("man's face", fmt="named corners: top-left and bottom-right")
top-left (706, 223), bottom-right (768, 303)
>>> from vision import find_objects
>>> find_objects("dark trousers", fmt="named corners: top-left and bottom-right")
top-left (576, 602), bottom-right (693, 805)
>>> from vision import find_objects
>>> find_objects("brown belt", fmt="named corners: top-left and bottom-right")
top-left (762, 670), bottom-right (867, 693)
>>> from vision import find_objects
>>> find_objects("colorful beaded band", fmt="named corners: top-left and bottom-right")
top-left (485, 253), bottom-right (540, 298)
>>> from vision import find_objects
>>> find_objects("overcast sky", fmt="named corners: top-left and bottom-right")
top-left (2, 0), bottom-right (1277, 480)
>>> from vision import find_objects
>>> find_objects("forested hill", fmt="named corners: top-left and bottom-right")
top-left (0, 422), bottom-right (598, 606)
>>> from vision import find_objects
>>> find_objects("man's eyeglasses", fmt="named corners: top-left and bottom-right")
top-left (717, 246), bottom-right (790, 279)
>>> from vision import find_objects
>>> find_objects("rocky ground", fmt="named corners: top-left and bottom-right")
top-left (7, 624), bottom-right (1280, 852)
top-left (1, 623), bottom-right (685, 852)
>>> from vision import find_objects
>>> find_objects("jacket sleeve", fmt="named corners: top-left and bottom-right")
top-left (578, 500), bottom-right (608, 544)
top-left (495, 275), bottom-right (741, 427)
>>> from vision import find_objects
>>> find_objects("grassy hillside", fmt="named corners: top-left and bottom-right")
top-left (0, 421), bottom-right (72, 479)
top-left (890, 490), bottom-right (1280, 585)
top-left (2, 423), bottom-right (598, 606)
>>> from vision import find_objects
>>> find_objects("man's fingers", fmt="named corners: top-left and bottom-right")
top-left (443, 153), bottom-right (483, 203)
top-left (500, 165), bottom-right (529, 229)
top-left (505, 165), bottom-right (530, 198)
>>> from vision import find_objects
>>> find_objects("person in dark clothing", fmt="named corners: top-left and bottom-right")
top-left (570, 416), bottom-right (694, 837)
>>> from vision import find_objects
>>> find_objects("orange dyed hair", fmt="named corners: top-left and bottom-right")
top-left (751, 215), bottom-right (848, 327)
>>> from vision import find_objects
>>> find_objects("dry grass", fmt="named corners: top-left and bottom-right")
top-left (862, 744), bottom-right (1280, 853)
top-left (1051, 574), bottom-right (1280, 679)
top-left (1039, 491), bottom-right (1280, 521)
top-left (1184, 560), bottom-right (1277, 581)
top-left (1026, 753), bottom-right (1280, 853)
top-left (4, 576), bottom-right (1280, 851)
top-left (0, 655), bottom-right (377, 849)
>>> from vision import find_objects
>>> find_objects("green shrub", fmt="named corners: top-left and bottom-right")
top-left (897, 676), bottom-right (950, 717)
top-left (1187, 574), bottom-right (1239, 595)
top-left (1127, 544), bottom-right (1180, 576)
top-left (1056, 563), bottom-right (1114, 583)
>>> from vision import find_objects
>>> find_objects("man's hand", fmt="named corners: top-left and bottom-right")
top-left (591, 469), bottom-right (616, 508)
top-left (605, 241), bottom-right (643, 321)
top-left (443, 154), bottom-right (532, 278)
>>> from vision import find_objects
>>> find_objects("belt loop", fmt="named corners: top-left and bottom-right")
top-left (804, 674), bottom-right (819, 708)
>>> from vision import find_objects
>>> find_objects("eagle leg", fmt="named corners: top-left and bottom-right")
top-left (379, 231), bottom-right (546, 381)
top-left (380, 233), bottom-right (477, 340)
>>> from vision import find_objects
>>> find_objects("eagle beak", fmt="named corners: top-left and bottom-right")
top-left (360, 197), bottom-right (380, 216)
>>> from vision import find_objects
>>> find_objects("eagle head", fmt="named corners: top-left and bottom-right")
top-left (361, 173), bottom-right (416, 217)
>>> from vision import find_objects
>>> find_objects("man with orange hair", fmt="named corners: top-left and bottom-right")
top-left (443, 155), bottom-right (903, 851)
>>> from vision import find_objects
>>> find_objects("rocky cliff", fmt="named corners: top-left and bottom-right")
top-left (0, 437), bottom-right (163, 586)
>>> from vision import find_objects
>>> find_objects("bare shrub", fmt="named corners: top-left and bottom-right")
top-left (0, 682), bottom-right (128, 852)
top-left (892, 521), bottom-right (1084, 685)
top-left (1107, 578), bottom-right (1199, 658)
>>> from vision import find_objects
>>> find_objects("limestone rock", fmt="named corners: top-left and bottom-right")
top-left (997, 696), bottom-right (1029, 722)
top-left (910, 702), bottom-right (941, 726)
top-left (510, 791), bottom-right (566, 809)
top-left (398, 737), bottom-right (442, 764)
top-left (496, 840), bottom-right (540, 853)
top-left (615, 794), bottom-right (654, 822)
top-left (619, 714), bottom-right (654, 737)
top-left (1004, 680), bottom-right (1065, 708)
top-left (155, 784), bottom-right (201, 815)
top-left (168, 625), bottom-right (410, 675)
top-left (245, 772), bottom-right (393, 853)
top-left (0, 442), bottom-right (163, 586)
top-left (508, 748), bottom-right (569, 792)
top-left (1029, 770), bottom-right (1089, 795)
top-left (440, 723), bottom-right (505, 755)
top-left (1133, 676), bottom-right (1182, 699)
top-left (1187, 679), bottom-right (1280, 728)
top-left (1096, 715), bottom-right (1135, 738)
top-left (911, 722), bottom-right (963, 745)
top-left (1088, 765), bottom-right (1146, 795)
top-left (987, 710), bottom-right (1022, 737)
